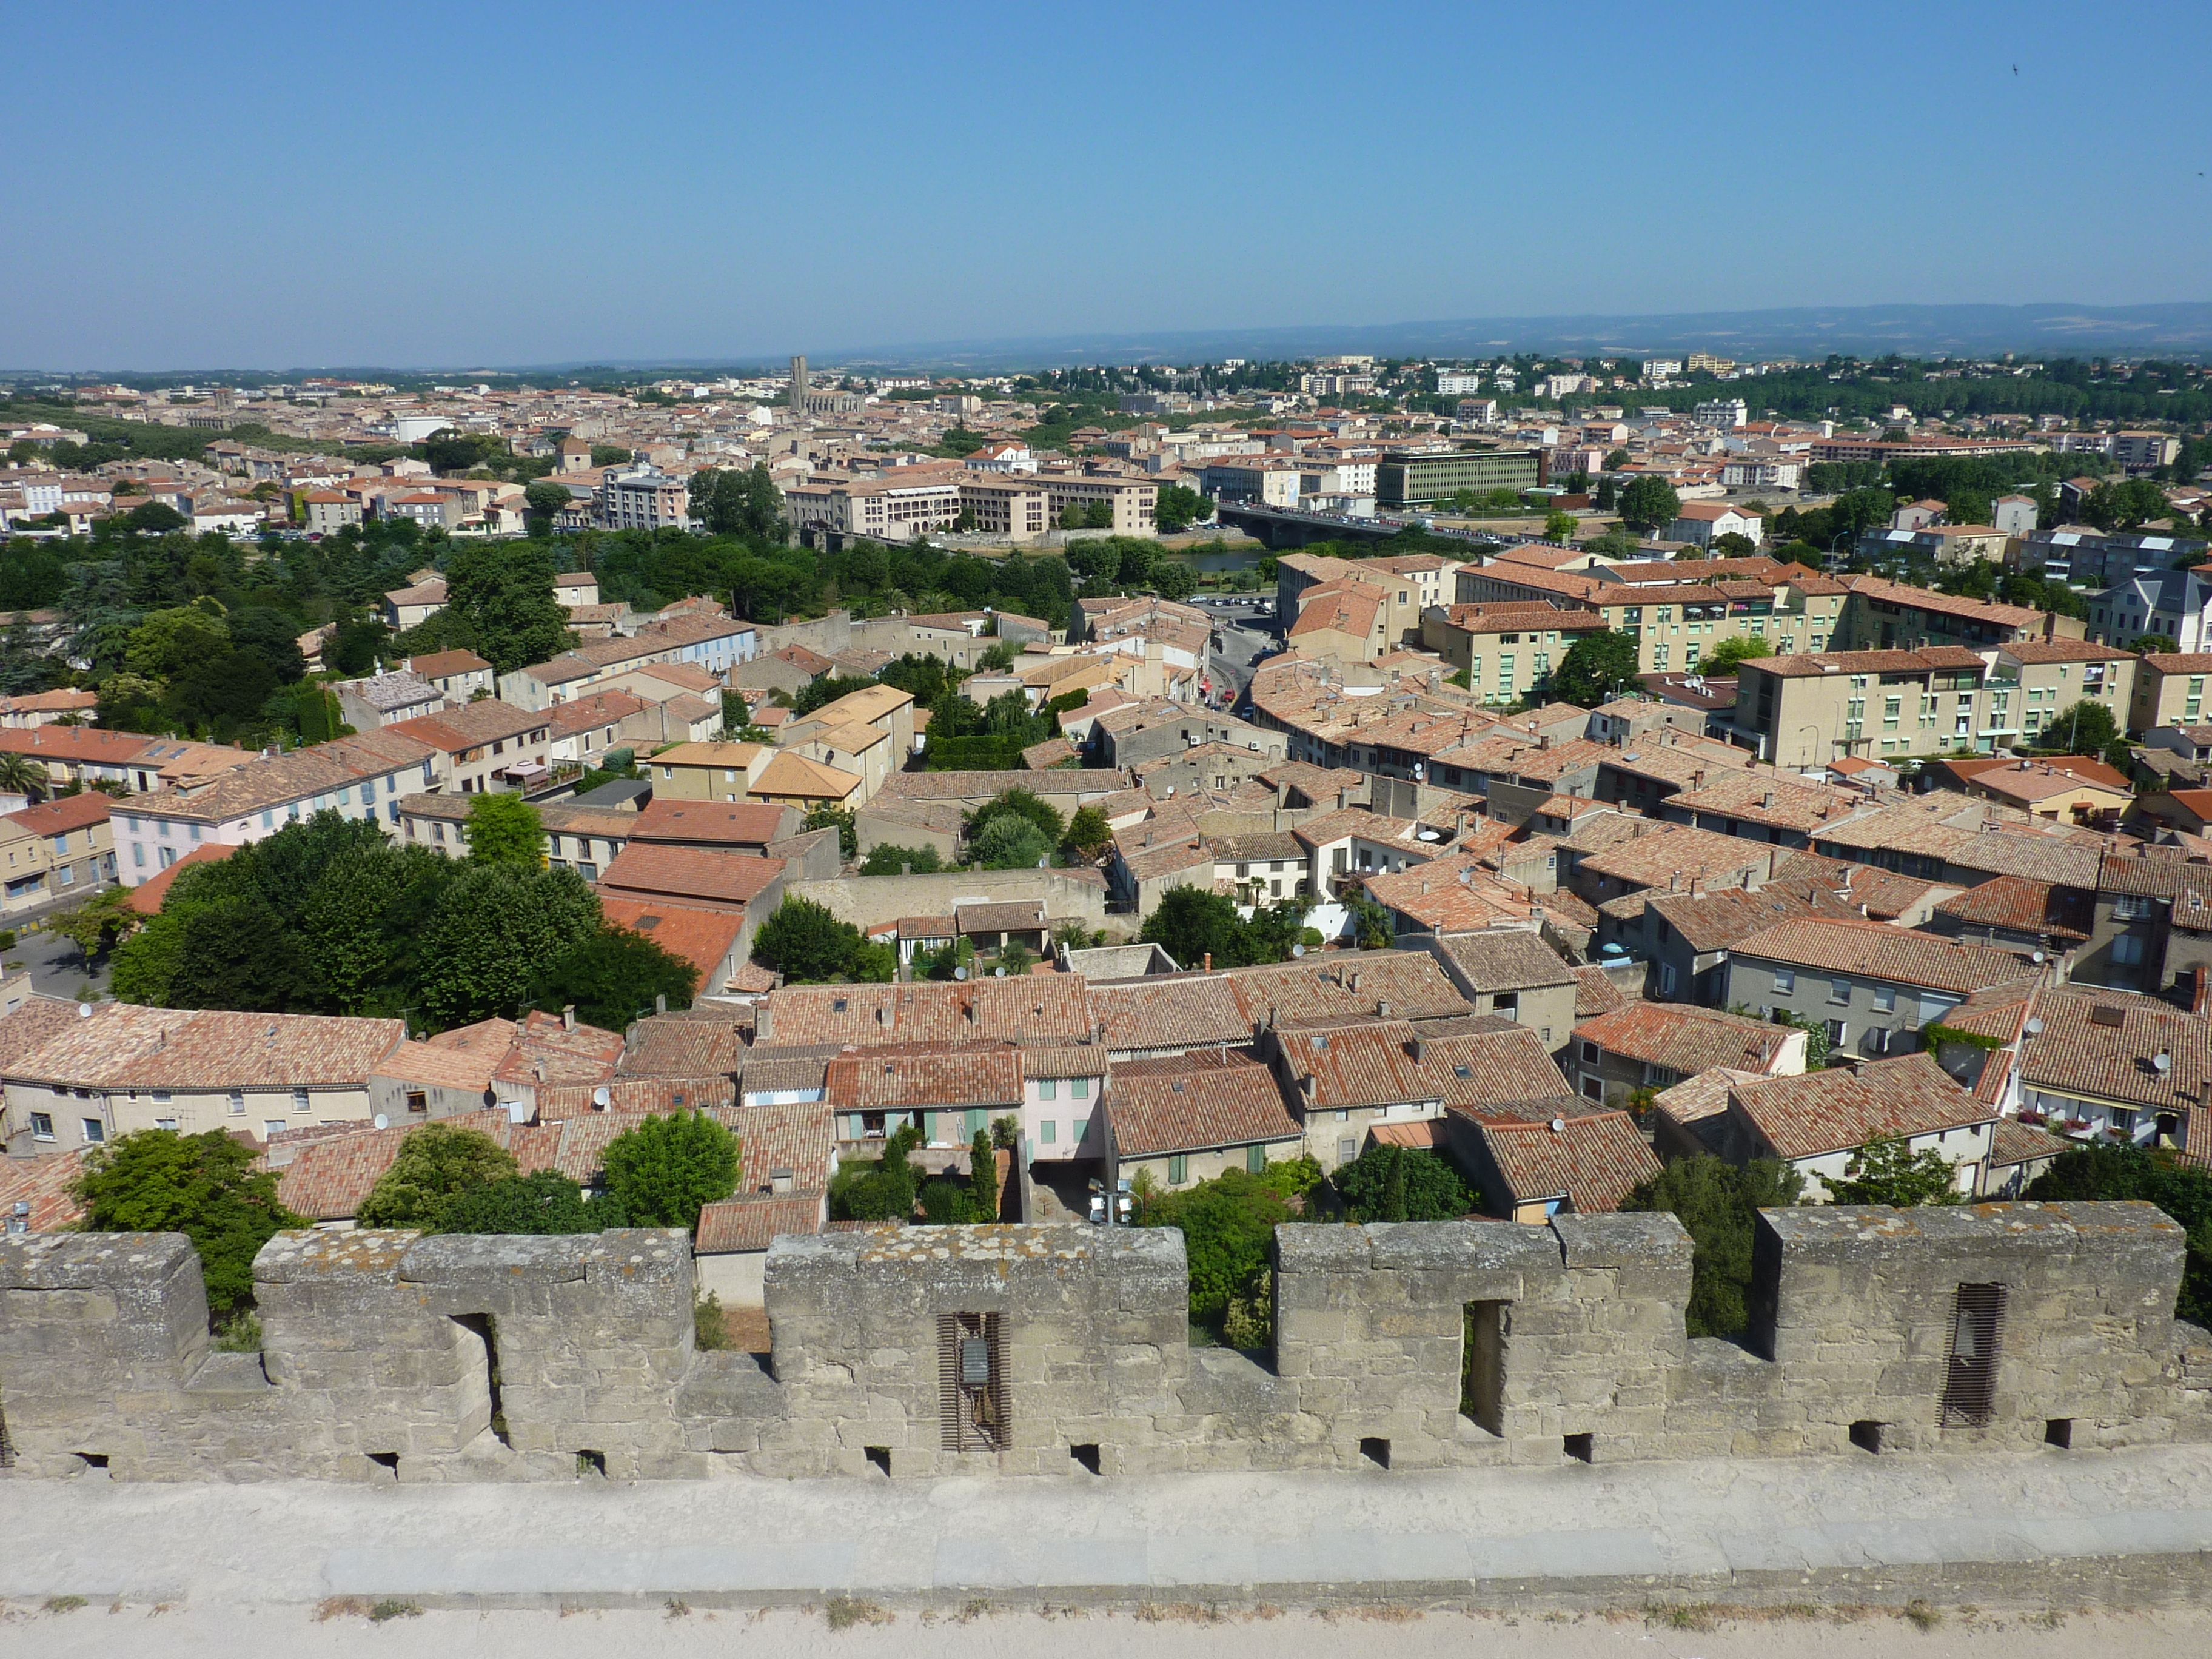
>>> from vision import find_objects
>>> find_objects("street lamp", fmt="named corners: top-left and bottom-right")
top-left (1797, 723), bottom-right (1823, 771)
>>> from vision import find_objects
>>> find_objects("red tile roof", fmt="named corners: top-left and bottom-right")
top-left (121, 841), bottom-right (235, 914)
top-left (1108, 1051), bottom-right (1301, 1157)
top-left (1475, 1110), bottom-right (1660, 1213)
top-left (1573, 1002), bottom-right (1797, 1076)
top-left (824, 1043), bottom-right (1024, 1109)
top-left (762, 977), bottom-right (1096, 1050)
top-left (628, 799), bottom-right (794, 847)
top-left (1728, 916), bottom-right (2037, 994)
top-left (1729, 1053), bottom-right (1994, 1161)
top-left (1275, 1021), bottom-right (1436, 1110)
top-left (4, 791), bottom-right (112, 836)
top-left (0, 1144), bottom-right (88, 1230)
top-left (695, 1191), bottom-right (826, 1253)
top-left (598, 843), bottom-right (783, 910)
top-left (2016, 989), bottom-right (2212, 1114)
top-left (598, 897), bottom-right (743, 988)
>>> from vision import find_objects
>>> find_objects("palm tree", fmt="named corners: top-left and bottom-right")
top-left (0, 752), bottom-right (46, 799)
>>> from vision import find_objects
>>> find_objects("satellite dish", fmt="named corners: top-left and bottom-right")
top-left (2031, 951), bottom-right (2045, 964)
top-left (592, 1085), bottom-right (611, 1107)
top-left (372, 1114), bottom-right (389, 1130)
top-left (2024, 1017), bottom-right (2044, 1035)
top-left (1549, 1117), bottom-right (1567, 1133)
top-left (954, 966), bottom-right (969, 980)
top-left (994, 967), bottom-right (1006, 977)
top-left (76, 1003), bottom-right (92, 1019)
top-left (2156, 1053), bottom-right (2173, 1074)
top-left (1291, 943), bottom-right (1305, 957)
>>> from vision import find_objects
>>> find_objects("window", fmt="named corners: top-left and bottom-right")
top-left (1826, 1018), bottom-right (1847, 1047)
top-left (406, 1091), bottom-right (427, 1114)
top-left (29, 1111), bottom-right (52, 1139)
top-left (1071, 1077), bottom-right (1090, 1099)
top-left (1873, 985), bottom-right (1896, 1013)
top-left (227, 1090), bottom-right (245, 1115)
top-left (1167, 1154), bottom-right (1187, 1184)
top-left (1247, 1144), bottom-right (1268, 1175)
top-left (1580, 1040), bottom-right (1598, 1063)
top-left (151, 1090), bottom-right (172, 1105)
top-left (1829, 977), bottom-right (1852, 1005)
top-left (155, 1118), bottom-right (177, 1131)
top-left (132, 842), bottom-right (146, 869)
top-left (293, 1088), bottom-right (310, 1113)
top-left (82, 1119), bottom-right (105, 1144)
top-left (2112, 933), bottom-right (2145, 965)
top-left (1039, 1078), bottom-right (1057, 1101)
top-left (1040, 1119), bottom-right (1056, 1144)
top-left (1773, 970), bottom-right (1795, 993)
top-left (264, 1121), bottom-right (287, 1139)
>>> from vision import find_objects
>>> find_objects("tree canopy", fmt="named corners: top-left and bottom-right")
top-left (1139, 886), bottom-right (1312, 970)
top-left (1333, 1144), bottom-right (1478, 1222)
top-left (106, 811), bottom-right (689, 1031)
top-left (750, 894), bottom-right (890, 984)
top-left (1621, 1156), bottom-right (1805, 1338)
top-left (1547, 629), bottom-right (1640, 708)
top-left (357, 1122), bottom-right (518, 1228)
top-left (601, 1111), bottom-right (741, 1231)
top-left (72, 1128), bottom-right (306, 1315)
top-left (1617, 475), bottom-right (1681, 534)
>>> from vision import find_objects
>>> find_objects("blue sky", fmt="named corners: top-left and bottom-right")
top-left (5, 0), bottom-right (2210, 369)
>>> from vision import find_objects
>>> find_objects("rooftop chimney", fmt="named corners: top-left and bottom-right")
top-left (1202, 952), bottom-right (1212, 972)
top-left (562, 1004), bottom-right (577, 1032)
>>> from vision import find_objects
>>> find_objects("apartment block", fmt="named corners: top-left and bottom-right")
top-left (955, 474), bottom-right (1049, 540)
top-left (1732, 640), bottom-right (2133, 768)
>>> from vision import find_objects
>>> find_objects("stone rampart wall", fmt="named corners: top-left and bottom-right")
top-left (1, 1204), bottom-right (2205, 1484)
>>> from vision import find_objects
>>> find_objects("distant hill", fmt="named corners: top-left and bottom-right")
top-left (814, 303), bottom-right (2212, 370)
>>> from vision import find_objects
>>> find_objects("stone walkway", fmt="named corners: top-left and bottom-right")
top-left (4, 1443), bottom-right (2211, 1614)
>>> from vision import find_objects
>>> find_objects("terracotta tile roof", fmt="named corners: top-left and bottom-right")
top-left (694, 1191), bottom-right (826, 1253)
top-left (1223, 953), bottom-right (1473, 1025)
top-left (0, 1143), bottom-right (87, 1230)
top-left (1574, 1001), bottom-right (1797, 1075)
top-left (1576, 822), bottom-right (1772, 893)
top-left (1728, 916), bottom-right (2036, 994)
top-left (0, 996), bottom-right (93, 1071)
top-left (1990, 1116), bottom-right (2070, 1168)
top-left (1431, 931), bottom-right (1575, 994)
top-left (385, 698), bottom-right (547, 752)
top-left (119, 841), bottom-right (235, 915)
top-left (1653, 1067), bottom-right (1767, 1134)
top-left (2016, 988), bottom-right (2212, 1114)
top-left (406, 649), bottom-right (492, 677)
top-left (1999, 640), bottom-right (2133, 664)
top-left (761, 977), bottom-right (1095, 1049)
top-left (7, 1005), bottom-right (404, 1090)
top-left (1274, 1021), bottom-right (1437, 1110)
top-left (598, 843), bottom-right (783, 909)
top-left (598, 898), bottom-right (745, 988)
top-left (1761, 852), bottom-right (1945, 922)
top-left (1838, 574), bottom-right (2042, 631)
top-left (1417, 1025), bottom-right (1575, 1112)
top-left (536, 1076), bottom-right (735, 1119)
top-left (956, 900), bottom-right (1050, 935)
top-left (824, 1043), bottom-right (1025, 1109)
top-left (1729, 1053), bottom-right (1994, 1161)
top-left (618, 1013), bottom-right (746, 1078)
top-left (1475, 1110), bottom-right (1660, 1213)
top-left (627, 799), bottom-right (792, 846)
top-left (1931, 876), bottom-right (2092, 940)
top-left (375, 1019), bottom-right (516, 1092)
top-left (4, 792), bottom-right (111, 836)
top-left (1571, 964), bottom-right (1629, 1019)
top-left (1664, 771), bottom-right (1860, 833)
top-left (1108, 1050), bottom-right (1301, 1157)
top-left (1088, 975), bottom-right (1250, 1053)
top-left (1748, 646), bottom-right (1989, 679)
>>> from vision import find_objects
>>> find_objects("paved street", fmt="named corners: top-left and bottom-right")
top-left (5, 905), bottom-right (112, 1004)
